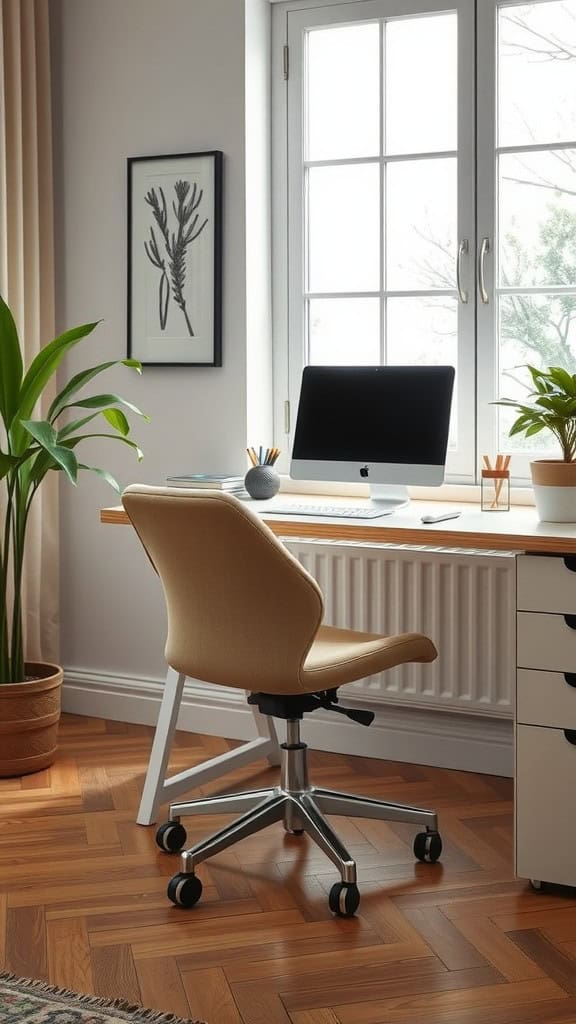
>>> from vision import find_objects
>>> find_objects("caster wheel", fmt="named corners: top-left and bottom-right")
top-left (414, 830), bottom-right (442, 863)
top-left (530, 878), bottom-right (545, 892)
top-left (156, 821), bottom-right (187, 853)
top-left (329, 882), bottom-right (360, 918)
top-left (167, 872), bottom-right (203, 908)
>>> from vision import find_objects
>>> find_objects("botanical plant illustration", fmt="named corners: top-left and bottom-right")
top-left (144, 180), bottom-right (208, 337)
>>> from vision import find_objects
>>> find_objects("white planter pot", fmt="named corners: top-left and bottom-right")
top-left (531, 461), bottom-right (576, 523)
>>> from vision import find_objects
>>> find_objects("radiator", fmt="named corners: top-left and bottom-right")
top-left (285, 540), bottom-right (516, 718)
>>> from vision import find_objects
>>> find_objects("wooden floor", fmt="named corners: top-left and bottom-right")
top-left (1, 715), bottom-right (576, 1024)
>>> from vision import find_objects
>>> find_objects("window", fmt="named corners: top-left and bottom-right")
top-left (478, 0), bottom-right (576, 474)
top-left (273, 0), bottom-right (576, 483)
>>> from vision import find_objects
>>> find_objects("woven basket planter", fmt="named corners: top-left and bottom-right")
top-left (0, 663), bottom-right (63, 776)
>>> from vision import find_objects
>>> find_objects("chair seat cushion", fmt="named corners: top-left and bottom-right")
top-left (300, 625), bottom-right (437, 692)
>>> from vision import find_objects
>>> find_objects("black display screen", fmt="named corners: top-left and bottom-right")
top-left (292, 366), bottom-right (455, 465)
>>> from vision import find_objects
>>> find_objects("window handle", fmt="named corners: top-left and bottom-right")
top-left (457, 239), bottom-right (468, 304)
top-left (478, 237), bottom-right (490, 304)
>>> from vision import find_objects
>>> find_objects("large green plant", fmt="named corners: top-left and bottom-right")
top-left (496, 365), bottom-right (576, 462)
top-left (0, 295), bottom-right (147, 684)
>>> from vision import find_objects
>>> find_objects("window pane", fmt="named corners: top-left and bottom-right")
top-left (386, 159), bottom-right (457, 290)
top-left (386, 13), bottom-right (457, 156)
top-left (308, 298), bottom-right (380, 364)
top-left (498, 2), bottom-right (576, 148)
top-left (499, 150), bottom-right (576, 288)
top-left (308, 164), bottom-right (380, 293)
top-left (307, 24), bottom-right (380, 161)
top-left (387, 296), bottom-right (458, 447)
top-left (498, 293), bottom-right (576, 449)
top-left (386, 296), bottom-right (458, 365)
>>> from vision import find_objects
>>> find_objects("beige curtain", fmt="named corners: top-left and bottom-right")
top-left (0, 0), bottom-right (59, 664)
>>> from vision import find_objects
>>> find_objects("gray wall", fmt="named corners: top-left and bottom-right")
top-left (52, 0), bottom-right (269, 681)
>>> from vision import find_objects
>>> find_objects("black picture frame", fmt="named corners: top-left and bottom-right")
top-left (127, 150), bottom-right (223, 366)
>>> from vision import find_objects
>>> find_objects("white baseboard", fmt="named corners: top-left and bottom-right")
top-left (62, 668), bottom-right (513, 777)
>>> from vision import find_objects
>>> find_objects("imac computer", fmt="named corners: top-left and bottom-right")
top-left (290, 365), bottom-right (455, 514)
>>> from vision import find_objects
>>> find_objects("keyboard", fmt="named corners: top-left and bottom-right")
top-left (266, 503), bottom-right (391, 519)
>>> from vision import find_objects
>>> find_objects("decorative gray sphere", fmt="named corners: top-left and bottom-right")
top-left (244, 465), bottom-right (280, 500)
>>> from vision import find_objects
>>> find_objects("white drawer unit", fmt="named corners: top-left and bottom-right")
top-left (517, 611), bottom-right (576, 674)
top-left (516, 724), bottom-right (576, 889)
top-left (517, 553), bottom-right (576, 613)
top-left (517, 669), bottom-right (576, 730)
top-left (516, 554), bottom-right (576, 889)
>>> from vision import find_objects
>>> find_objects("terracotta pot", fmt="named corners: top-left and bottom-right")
top-left (0, 662), bottom-right (63, 776)
top-left (531, 460), bottom-right (576, 523)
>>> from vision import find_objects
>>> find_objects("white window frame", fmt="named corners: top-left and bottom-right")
top-left (272, 0), bottom-right (476, 482)
top-left (273, 0), bottom-right (576, 489)
top-left (477, 0), bottom-right (576, 483)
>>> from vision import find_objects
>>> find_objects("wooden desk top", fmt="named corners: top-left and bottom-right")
top-left (101, 494), bottom-right (576, 555)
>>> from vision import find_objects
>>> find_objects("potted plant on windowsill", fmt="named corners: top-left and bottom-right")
top-left (0, 294), bottom-right (147, 776)
top-left (496, 365), bottom-right (576, 523)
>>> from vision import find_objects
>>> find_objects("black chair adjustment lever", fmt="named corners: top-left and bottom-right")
top-left (315, 694), bottom-right (374, 727)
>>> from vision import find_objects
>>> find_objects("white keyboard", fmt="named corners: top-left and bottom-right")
top-left (266, 503), bottom-right (391, 519)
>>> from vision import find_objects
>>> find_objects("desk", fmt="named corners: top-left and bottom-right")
top-left (102, 495), bottom-right (576, 888)
top-left (101, 496), bottom-right (576, 554)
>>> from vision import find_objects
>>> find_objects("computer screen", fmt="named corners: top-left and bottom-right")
top-left (291, 366), bottom-right (455, 507)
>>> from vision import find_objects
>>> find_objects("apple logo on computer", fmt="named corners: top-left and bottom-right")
top-left (360, 465), bottom-right (369, 478)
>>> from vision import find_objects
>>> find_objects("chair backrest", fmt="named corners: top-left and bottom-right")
top-left (122, 485), bottom-right (324, 693)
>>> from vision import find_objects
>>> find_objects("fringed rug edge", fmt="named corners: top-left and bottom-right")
top-left (0, 971), bottom-right (204, 1024)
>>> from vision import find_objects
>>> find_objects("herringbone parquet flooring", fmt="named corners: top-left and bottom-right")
top-left (1, 713), bottom-right (576, 1024)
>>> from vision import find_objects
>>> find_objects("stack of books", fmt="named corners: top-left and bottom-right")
top-left (165, 474), bottom-right (246, 496)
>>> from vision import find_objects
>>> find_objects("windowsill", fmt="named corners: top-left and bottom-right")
top-left (278, 475), bottom-right (536, 507)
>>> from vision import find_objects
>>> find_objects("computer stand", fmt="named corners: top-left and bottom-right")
top-left (369, 484), bottom-right (410, 514)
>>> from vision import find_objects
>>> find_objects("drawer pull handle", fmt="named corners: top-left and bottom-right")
top-left (564, 615), bottom-right (576, 630)
top-left (565, 673), bottom-right (576, 688)
top-left (564, 557), bottom-right (576, 573)
top-left (565, 730), bottom-right (576, 745)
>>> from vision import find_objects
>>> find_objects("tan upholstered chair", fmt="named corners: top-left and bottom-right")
top-left (122, 484), bottom-right (441, 917)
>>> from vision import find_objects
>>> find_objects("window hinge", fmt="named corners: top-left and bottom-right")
top-left (284, 399), bottom-right (291, 434)
top-left (283, 44), bottom-right (289, 80)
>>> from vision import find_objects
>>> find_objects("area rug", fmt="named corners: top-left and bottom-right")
top-left (0, 973), bottom-right (204, 1024)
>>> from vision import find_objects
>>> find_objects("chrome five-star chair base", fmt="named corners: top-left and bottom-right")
top-left (156, 717), bottom-right (442, 918)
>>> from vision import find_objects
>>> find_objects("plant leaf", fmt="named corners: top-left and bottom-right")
top-left (0, 451), bottom-right (20, 480)
top-left (60, 433), bottom-right (144, 461)
top-left (57, 411), bottom-right (108, 440)
top-left (0, 294), bottom-right (24, 431)
top-left (102, 408), bottom-right (130, 436)
top-left (11, 321), bottom-right (100, 454)
top-left (20, 419), bottom-right (79, 484)
top-left (78, 464), bottom-right (121, 493)
top-left (20, 449), bottom-right (60, 487)
top-left (59, 393), bottom-right (148, 420)
top-left (548, 366), bottom-right (576, 395)
top-left (48, 359), bottom-right (142, 421)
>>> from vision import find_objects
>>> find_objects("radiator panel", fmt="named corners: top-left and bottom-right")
top-left (286, 540), bottom-right (515, 717)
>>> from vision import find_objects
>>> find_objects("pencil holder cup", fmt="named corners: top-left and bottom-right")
top-left (481, 469), bottom-right (510, 511)
top-left (244, 465), bottom-right (280, 500)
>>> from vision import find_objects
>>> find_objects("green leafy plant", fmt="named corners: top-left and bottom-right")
top-left (495, 365), bottom-right (576, 462)
top-left (0, 295), bottom-right (148, 684)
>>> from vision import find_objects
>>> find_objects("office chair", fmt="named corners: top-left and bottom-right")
top-left (122, 484), bottom-right (442, 917)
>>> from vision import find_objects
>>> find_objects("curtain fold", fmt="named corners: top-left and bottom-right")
top-left (0, 0), bottom-right (59, 665)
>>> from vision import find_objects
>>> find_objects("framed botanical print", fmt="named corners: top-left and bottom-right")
top-left (127, 150), bottom-right (223, 366)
